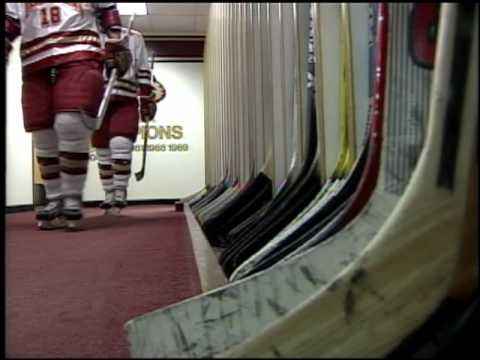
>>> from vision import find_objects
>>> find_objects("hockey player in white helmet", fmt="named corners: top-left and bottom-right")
top-left (5, 3), bottom-right (131, 230)
top-left (92, 26), bottom-right (158, 214)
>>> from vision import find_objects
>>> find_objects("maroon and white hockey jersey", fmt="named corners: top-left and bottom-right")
top-left (100, 28), bottom-right (153, 100)
top-left (5, 3), bottom-right (121, 75)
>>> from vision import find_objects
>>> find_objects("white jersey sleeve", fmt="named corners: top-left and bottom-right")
top-left (135, 35), bottom-right (153, 96)
top-left (135, 33), bottom-right (153, 91)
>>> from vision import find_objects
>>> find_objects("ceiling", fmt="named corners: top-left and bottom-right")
top-left (120, 3), bottom-right (210, 37)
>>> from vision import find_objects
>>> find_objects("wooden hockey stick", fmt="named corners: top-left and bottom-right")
top-left (96, 14), bottom-right (135, 130)
top-left (134, 54), bottom-right (155, 182)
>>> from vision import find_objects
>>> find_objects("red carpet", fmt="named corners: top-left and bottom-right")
top-left (6, 205), bottom-right (202, 358)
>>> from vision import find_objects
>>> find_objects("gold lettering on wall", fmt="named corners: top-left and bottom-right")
top-left (138, 125), bottom-right (184, 140)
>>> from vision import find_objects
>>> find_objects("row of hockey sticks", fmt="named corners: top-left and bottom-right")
top-left (122, 3), bottom-right (478, 358)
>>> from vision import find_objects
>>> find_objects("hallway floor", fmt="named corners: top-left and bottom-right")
top-left (5, 205), bottom-right (202, 358)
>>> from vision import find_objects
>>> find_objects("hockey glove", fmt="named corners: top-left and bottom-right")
top-left (153, 78), bottom-right (167, 103)
top-left (140, 97), bottom-right (157, 121)
top-left (104, 41), bottom-right (132, 78)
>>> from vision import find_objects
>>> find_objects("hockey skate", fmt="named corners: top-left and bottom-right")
top-left (62, 196), bottom-right (83, 231)
top-left (100, 190), bottom-right (115, 215)
top-left (36, 199), bottom-right (65, 230)
top-left (109, 189), bottom-right (127, 215)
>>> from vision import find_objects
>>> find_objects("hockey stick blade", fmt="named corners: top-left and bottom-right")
top-left (135, 118), bottom-right (149, 181)
top-left (135, 54), bottom-right (156, 182)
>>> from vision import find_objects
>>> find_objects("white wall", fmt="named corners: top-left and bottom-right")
top-left (84, 62), bottom-right (206, 201)
top-left (6, 56), bottom-right (205, 205)
top-left (6, 39), bottom-right (33, 207)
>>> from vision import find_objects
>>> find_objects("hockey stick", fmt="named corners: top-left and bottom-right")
top-left (96, 14), bottom-right (136, 130)
top-left (134, 54), bottom-right (155, 182)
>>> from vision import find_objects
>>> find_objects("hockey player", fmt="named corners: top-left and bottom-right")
top-left (5, 3), bottom-right (131, 230)
top-left (92, 26), bottom-right (157, 214)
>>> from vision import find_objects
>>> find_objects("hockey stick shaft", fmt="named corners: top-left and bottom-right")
top-left (96, 68), bottom-right (117, 130)
top-left (96, 14), bottom-right (136, 130)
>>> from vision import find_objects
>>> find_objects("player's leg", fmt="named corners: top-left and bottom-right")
top-left (92, 114), bottom-right (115, 212)
top-left (110, 135), bottom-right (133, 213)
top-left (22, 69), bottom-right (64, 230)
top-left (54, 112), bottom-right (94, 229)
top-left (109, 98), bottom-right (139, 214)
top-left (32, 128), bottom-right (66, 229)
top-left (53, 60), bottom-right (104, 230)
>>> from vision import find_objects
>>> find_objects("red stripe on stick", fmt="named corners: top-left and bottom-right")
top-left (344, 3), bottom-right (389, 223)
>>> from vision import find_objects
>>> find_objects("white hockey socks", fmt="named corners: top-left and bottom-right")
top-left (54, 112), bottom-right (92, 199)
top-left (110, 136), bottom-right (133, 190)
